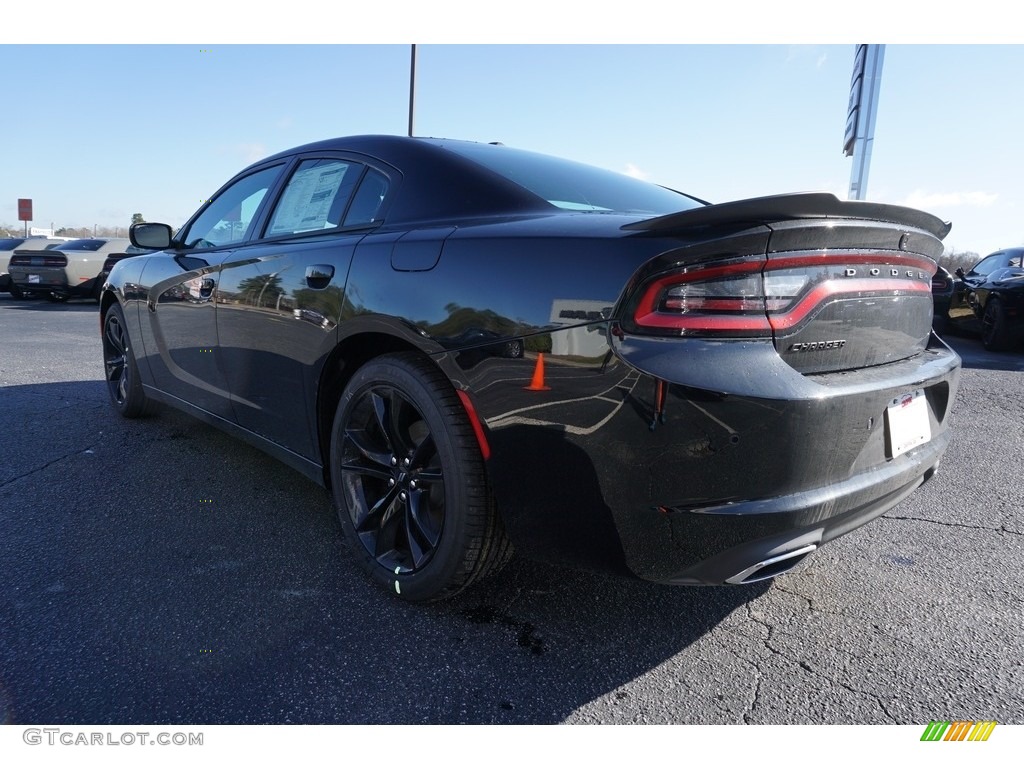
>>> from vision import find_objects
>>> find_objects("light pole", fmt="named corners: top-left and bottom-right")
top-left (408, 44), bottom-right (417, 138)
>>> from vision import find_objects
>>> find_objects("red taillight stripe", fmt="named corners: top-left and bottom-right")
top-left (631, 252), bottom-right (935, 335)
top-left (768, 278), bottom-right (930, 331)
top-left (634, 310), bottom-right (773, 332)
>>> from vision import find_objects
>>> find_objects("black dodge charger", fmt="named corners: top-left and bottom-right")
top-left (101, 135), bottom-right (961, 601)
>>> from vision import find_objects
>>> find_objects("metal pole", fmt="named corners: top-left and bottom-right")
top-left (408, 44), bottom-right (417, 138)
top-left (848, 45), bottom-right (885, 201)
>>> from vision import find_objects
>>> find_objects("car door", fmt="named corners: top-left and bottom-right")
top-left (138, 164), bottom-right (285, 419)
top-left (216, 157), bottom-right (392, 459)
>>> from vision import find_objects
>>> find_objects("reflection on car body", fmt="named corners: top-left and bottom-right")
top-left (100, 135), bottom-right (961, 601)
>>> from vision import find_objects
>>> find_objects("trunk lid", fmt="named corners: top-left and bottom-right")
top-left (620, 193), bottom-right (949, 374)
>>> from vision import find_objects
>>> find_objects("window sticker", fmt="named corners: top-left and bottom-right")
top-left (269, 162), bottom-right (350, 235)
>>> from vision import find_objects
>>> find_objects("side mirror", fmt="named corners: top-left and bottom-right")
top-left (954, 267), bottom-right (965, 279)
top-left (130, 222), bottom-right (173, 250)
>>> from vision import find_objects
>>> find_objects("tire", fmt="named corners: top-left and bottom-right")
top-left (981, 297), bottom-right (1012, 351)
top-left (329, 352), bottom-right (512, 601)
top-left (102, 303), bottom-right (154, 418)
top-left (9, 283), bottom-right (25, 299)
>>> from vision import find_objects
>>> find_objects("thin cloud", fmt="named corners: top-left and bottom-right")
top-left (899, 190), bottom-right (998, 209)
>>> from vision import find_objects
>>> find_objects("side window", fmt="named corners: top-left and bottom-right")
top-left (182, 165), bottom-right (282, 249)
top-left (265, 159), bottom-right (362, 237)
top-left (968, 254), bottom-right (1001, 278)
top-left (343, 169), bottom-right (390, 227)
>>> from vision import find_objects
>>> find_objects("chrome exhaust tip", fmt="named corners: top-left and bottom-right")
top-left (725, 544), bottom-right (817, 585)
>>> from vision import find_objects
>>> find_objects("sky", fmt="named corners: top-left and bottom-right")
top-left (2, 11), bottom-right (1021, 257)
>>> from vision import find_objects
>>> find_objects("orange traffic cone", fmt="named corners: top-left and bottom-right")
top-left (524, 353), bottom-right (551, 391)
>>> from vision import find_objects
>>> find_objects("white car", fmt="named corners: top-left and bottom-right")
top-left (0, 237), bottom-right (67, 296)
top-left (8, 237), bottom-right (132, 301)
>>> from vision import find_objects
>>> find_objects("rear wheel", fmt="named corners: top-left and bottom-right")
top-left (981, 297), bottom-right (1012, 351)
top-left (9, 283), bottom-right (25, 299)
top-left (102, 303), bottom-right (154, 417)
top-left (329, 353), bottom-right (512, 601)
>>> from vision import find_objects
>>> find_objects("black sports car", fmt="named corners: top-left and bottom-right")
top-left (939, 248), bottom-right (1024, 350)
top-left (101, 135), bottom-right (961, 601)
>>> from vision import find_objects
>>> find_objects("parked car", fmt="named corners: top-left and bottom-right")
top-left (939, 248), bottom-right (1024, 350)
top-left (0, 236), bottom-right (66, 296)
top-left (101, 135), bottom-right (960, 601)
top-left (95, 244), bottom-right (152, 291)
top-left (9, 238), bottom-right (132, 301)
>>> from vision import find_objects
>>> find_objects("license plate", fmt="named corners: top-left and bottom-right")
top-left (885, 389), bottom-right (931, 458)
top-left (28, 274), bottom-right (40, 284)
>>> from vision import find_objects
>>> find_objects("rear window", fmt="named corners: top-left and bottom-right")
top-left (0, 238), bottom-right (27, 250)
top-left (59, 239), bottom-right (107, 251)
top-left (437, 141), bottom-right (704, 215)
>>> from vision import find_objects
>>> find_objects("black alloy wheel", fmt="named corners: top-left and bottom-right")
top-left (981, 297), bottom-right (1011, 351)
top-left (102, 303), bottom-right (153, 418)
top-left (330, 353), bottom-right (512, 601)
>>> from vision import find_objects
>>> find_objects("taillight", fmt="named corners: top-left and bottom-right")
top-left (629, 252), bottom-right (934, 338)
top-left (632, 258), bottom-right (773, 336)
top-left (9, 253), bottom-right (67, 267)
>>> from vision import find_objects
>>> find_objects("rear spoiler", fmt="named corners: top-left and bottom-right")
top-left (622, 192), bottom-right (952, 240)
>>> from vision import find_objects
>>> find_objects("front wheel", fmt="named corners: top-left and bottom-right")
top-left (329, 353), bottom-right (512, 601)
top-left (102, 303), bottom-right (154, 418)
top-left (981, 297), bottom-right (1012, 351)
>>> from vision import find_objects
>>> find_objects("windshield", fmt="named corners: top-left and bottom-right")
top-left (438, 141), bottom-right (705, 216)
top-left (0, 238), bottom-right (27, 250)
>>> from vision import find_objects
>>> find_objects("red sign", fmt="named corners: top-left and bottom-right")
top-left (18, 199), bottom-right (32, 221)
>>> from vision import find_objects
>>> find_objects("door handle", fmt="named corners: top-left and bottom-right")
top-left (199, 277), bottom-right (216, 298)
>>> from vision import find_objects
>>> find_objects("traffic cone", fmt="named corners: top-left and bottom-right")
top-left (524, 353), bottom-right (551, 391)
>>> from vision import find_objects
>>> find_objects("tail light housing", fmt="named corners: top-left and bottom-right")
top-left (9, 252), bottom-right (68, 268)
top-left (626, 252), bottom-right (935, 338)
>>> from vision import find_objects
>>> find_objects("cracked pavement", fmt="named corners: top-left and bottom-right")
top-left (0, 297), bottom-right (1021, 724)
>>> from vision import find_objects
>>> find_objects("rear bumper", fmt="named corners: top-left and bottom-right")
top-left (457, 323), bottom-right (960, 584)
top-left (607, 333), bottom-right (960, 584)
top-left (9, 266), bottom-right (98, 297)
top-left (631, 430), bottom-right (946, 584)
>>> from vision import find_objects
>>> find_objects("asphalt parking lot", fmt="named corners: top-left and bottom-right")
top-left (0, 295), bottom-right (1021, 725)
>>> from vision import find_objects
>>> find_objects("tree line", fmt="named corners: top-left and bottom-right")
top-left (0, 214), bottom-right (148, 240)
